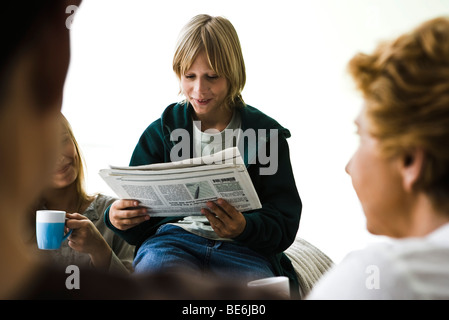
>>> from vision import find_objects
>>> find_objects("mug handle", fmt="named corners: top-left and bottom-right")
top-left (62, 229), bottom-right (72, 241)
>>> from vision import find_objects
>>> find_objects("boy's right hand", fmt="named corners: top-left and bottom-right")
top-left (109, 199), bottom-right (150, 230)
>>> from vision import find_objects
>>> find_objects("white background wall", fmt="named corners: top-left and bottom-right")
top-left (62, 0), bottom-right (449, 264)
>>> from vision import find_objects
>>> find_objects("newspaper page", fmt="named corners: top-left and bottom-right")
top-left (99, 147), bottom-right (262, 217)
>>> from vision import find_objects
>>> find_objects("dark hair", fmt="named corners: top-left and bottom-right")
top-left (0, 1), bottom-right (69, 106)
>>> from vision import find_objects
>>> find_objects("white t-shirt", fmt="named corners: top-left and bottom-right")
top-left (192, 110), bottom-right (242, 159)
top-left (307, 223), bottom-right (449, 300)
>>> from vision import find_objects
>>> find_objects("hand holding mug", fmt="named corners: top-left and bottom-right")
top-left (65, 213), bottom-right (112, 270)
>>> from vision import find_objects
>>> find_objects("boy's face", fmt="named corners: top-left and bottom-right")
top-left (180, 50), bottom-right (229, 118)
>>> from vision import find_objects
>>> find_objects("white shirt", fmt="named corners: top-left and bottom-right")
top-left (307, 223), bottom-right (449, 299)
top-left (192, 110), bottom-right (241, 159)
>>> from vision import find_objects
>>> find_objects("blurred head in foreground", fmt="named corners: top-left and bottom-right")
top-left (0, 1), bottom-right (81, 298)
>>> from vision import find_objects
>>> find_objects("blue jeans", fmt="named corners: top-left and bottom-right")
top-left (133, 224), bottom-right (275, 282)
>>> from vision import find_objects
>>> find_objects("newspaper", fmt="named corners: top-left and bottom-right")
top-left (99, 147), bottom-right (261, 217)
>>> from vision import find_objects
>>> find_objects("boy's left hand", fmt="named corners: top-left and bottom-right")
top-left (201, 198), bottom-right (246, 239)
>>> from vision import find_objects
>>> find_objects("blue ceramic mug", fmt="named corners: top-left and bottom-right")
top-left (36, 210), bottom-right (72, 250)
